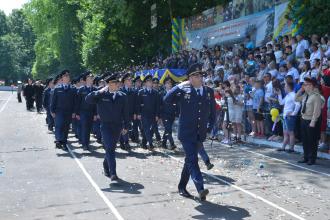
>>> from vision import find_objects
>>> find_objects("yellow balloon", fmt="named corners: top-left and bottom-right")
top-left (270, 108), bottom-right (279, 118)
top-left (272, 116), bottom-right (277, 122)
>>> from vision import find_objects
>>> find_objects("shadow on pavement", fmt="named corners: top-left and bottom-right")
top-left (193, 201), bottom-right (250, 219)
top-left (203, 174), bottom-right (235, 186)
top-left (102, 179), bottom-right (144, 194)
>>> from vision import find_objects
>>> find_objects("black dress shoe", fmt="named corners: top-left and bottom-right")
top-left (55, 142), bottom-right (62, 149)
top-left (178, 188), bottom-right (192, 198)
top-left (110, 175), bottom-right (119, 182)
top-left (286, 149), bottom-right (294, 153)
top-left (206, 163), bottom-right (214, 170)
top-left (298, 159), bottom-right (308, 163)
top-left (307, 161), bottom-right (315, 165)
top-left (198, 189), bottom-right (209, 201)
top-left (104, 172), bottom-right (111, 178)
top-left (168, 144), bottom-right (177, 150)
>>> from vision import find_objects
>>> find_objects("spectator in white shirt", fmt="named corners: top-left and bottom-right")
top-left (311, 59), bottom-right (321, 79)
top-left (296, 34), bottom-right (309, 60)
top-left (291, 36), bottom-right (297, 52)
top-left (299, 61), bottom-right (312, 83)
top-left (274, 44), bottom-right (283, 64)
top-left (287, 61), bottom-right (300, 83)
top-left (257, 60), bottom-right (269, 80)
top-left (277, 82), bottom-right (301, 152)
top-left (310, 43), bottom-right (322, 67)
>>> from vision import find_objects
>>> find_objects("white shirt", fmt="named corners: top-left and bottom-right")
top-left (299, 70), bottom-right (311, 83)
top-left (269, 69), bottom-right (279, 78)
top-left (278, 92), bottom-right (301, 116)
top-left (287, 67), bottom-right (300, 81)
top-left (296, 39), bottom-right (309, 58)
top-left (310, 49), bottom-right (321, 67)
top-left (274, 50), bottom-right (283, 64)
top-left (265, 81), bottom-right (273, 103)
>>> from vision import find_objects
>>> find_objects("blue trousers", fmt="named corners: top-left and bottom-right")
top-left (55, 112), bottom-right (72, 143)
top-left (198, 145), bottom-right (210, 164)
top-left (93, 119), bottom-right (102, 141)
top-left (151, 120), bottom-right (161, 140)
top-left (120, 120), bottom-right (132, 144)
top-left (80, 111), bottom-right (94, 146)
top-left (100, 122), bottom-right (121, 176)
top-left (162, 116), bottom-right (174, 145)
top-left (178, 140), bottom-right (204, 192)
top-left (132, 119), bottom-right (142, 142)
top-left (141, 117), bottom-right (154, 146)
top-left (46, 108), bottom-right (54, 129)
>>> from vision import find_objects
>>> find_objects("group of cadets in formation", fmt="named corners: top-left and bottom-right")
top-left (27, 63), bottom-right (215, 201)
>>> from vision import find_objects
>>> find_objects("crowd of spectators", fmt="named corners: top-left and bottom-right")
top-left (133, 33), bottom-right (330, 158)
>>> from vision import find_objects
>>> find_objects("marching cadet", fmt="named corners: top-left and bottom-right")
top-left (86, 73), bottom-right (129, 181)
top-left (119, 73), bottom-right (135, 151)
top-left (34, 80), bottom-right (45, 113)
top-left (72, 75), bottom-right (83, 141)
top-left (23, 78), bottom-right (35, 111)
top-left (136, 75), bottom-right (160, 150)
top-left (92, 75), bottom-right (103, 144)
top-left (160, 77), bottom-right (177, 150)
top-left (164, 63), bottom-right (216, 201)
top-left (43, 78), bottom-right (54, 131)
top-left (132, 76), bottom-right (143, 143)
top-left (151, 77), bottom-right (162, 142)
top-left (75, 72), bottom-right (97, 150)
top-left (50, 70), bottom-right (76, 149)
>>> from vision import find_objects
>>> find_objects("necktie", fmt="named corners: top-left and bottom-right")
top-left (197, 89), bottom-right (201, 97)
top-left (302, 94), bottom-right (309, 114)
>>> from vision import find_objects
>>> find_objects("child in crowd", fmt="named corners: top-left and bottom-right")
top-left (251, 80), bottom-right (265, 137)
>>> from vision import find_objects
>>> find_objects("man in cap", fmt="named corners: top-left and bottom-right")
top-left (43, 78), bottom-right (54, 131)
top-left (151, 77), bottom-right (162, 142)
top-left (136, 75), bottom-right (160, 150)
top-left (295, 77), bottom-right (324, 165)
top-left (23, 78), bottom-right (35, 111)
top-left (160, 77), bottom-right (178, 150)
top-left (34, 80), bottom-right (45, 113)
top-left (132, 75), bottom-right (143, 143)
top-left (119, 73), bottom-right (135, 151)
top-left (75, 72), bottom-right (97, 150)
top-left (86, 73), bottom-right (129, 181)
top-left (50, 70), bottom-right (76, 149)
top-left (92, 75), bottom-right (103, 144)
top-left (164, 63), bottom-right (216, 201)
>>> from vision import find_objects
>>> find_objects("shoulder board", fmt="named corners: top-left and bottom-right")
top-left (117, 91), bottom-right (126, 96)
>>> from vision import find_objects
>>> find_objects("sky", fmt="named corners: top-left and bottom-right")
top-left (0, 0), bottom-right (29, 15)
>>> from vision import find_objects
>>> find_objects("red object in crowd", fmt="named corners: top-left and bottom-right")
top-left (214, 93), bottom-right (221, 110)
top-left (321, 84), bottom-right (330, 132)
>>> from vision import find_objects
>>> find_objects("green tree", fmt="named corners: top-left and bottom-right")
top-left (286, 0), bottom-right (330, 36)
top-left (24, 0), bottom-right (83, 79)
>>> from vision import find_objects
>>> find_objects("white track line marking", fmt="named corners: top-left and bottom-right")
top-left (220, 143), bottom-right (330, 178)
top-left (0, 94), bottom-right (12, 114)
top-left (66, 144), bottom-right (124, 220)
top-left (162, 151), bottom-right (306, 220)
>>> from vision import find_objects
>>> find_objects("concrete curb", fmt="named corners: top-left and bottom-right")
top-left (245, 136), bottom-right (330, 160)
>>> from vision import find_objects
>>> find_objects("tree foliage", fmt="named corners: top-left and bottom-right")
top-left (286, 0), bottom-right (330, 36)
top-left (0, 9), bottom-right (35, 84)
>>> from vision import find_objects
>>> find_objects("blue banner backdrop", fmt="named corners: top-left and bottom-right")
top-left (134, 69), bottom-right (187, 84)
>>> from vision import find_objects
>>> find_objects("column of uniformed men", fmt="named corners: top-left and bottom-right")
top-left (40, 63), bottom-right (215, 201)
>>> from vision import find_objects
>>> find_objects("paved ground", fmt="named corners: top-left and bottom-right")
top-left (0, 91), bottom-right (330, 220)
